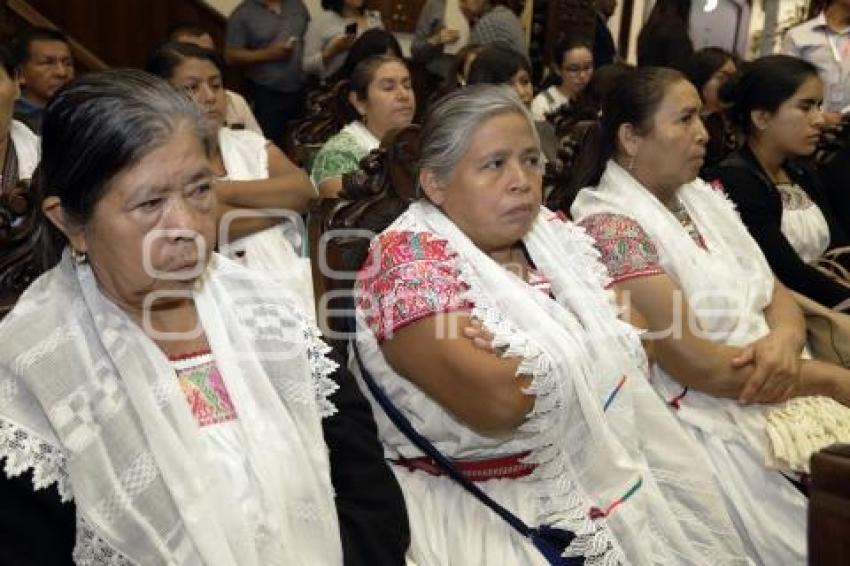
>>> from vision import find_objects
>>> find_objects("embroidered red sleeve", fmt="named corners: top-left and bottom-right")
top-left (579, 213), bottom-right (664, 285)
top-left (356, 231), bottom-right (472, 342)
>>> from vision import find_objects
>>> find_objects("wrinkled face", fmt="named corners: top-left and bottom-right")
top-left (73, 125), bottom-right (216, 311)
top-left (511, 68), bottom-right (533, 107)
top-left (701, 58), bottom-right (735, 114)
top-left (628, 79), bottom-right (708, 190)
top-left (20, 40), bottom-right (74, 105)
top-left (755, 75), bottom-right (825, 157)
top-left (559, 47), bottom-right (594, 99)
top-left (423, 112), bottom-right (543, 253)
top-left (174, 32), bottom-right (215, 51)
top-left (352, 61), bottom-right (415, 137)
top-left (460, 0), bottom-right (487, 20)
top-left (170, 57), bottom-right (226, 130)
top-left (0, 67), bottom-right (20, 133)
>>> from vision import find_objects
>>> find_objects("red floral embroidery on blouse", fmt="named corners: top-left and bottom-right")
top-left (357, 231), bottom-right (473, 342)
top-left (579, 213), bottom-right (665, 285)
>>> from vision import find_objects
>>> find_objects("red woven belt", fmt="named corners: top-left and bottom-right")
top-left (394, 451), bottom-right (535, 481)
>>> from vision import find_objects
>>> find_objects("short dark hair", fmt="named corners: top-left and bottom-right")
top-left (36, 69), bottom-right (210, 263)
top-left (0, 45), bottom-right (16, 78)
top-left (146, 41), bottom-right (226, 80)
top-left (321, 0), bottom-right (365, 15)
top-left (167, 23), bottom-right (211, 42)
top-left (13, 27), bottom-right (70, 66)
top-left (685, 47), bottom-right (733, 100)
top-left (720, 54), bottom-right (819, 135)
top-left (336, 29), bottom-right (403, 80)
top-left (466, 45), bottom-right (530, 86)
top-left (553, 37), bottom-right (593, 68)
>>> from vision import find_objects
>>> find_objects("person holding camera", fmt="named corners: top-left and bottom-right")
top-left (226, 0), bottom-right (311, 144)
top-left (304, 0), bottom-right (384, 81)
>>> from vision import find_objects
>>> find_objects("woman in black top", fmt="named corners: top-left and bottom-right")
top-left (711, 55), bottom-right (850, 311)
top-left (637, 0), bottom-right (694, 72)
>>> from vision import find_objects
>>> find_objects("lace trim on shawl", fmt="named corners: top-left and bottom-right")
top-left (452, 253), bottom-right (624, 565)
top-left (561, 218), bottom-right (651, 378)
top-left (0, 418), bottom-right (72, 502)
top-left (72, 515), bottom-right (134, 565)
top-left (294, 309), bottom-right (340, 419)
top-left (234, 298), bottom-right (339, 418)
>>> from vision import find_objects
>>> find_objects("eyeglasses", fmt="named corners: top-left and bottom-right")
top-left (562, 63), bottom-right (593, 75)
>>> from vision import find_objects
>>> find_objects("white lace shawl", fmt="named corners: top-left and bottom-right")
top-left (354, 200), bottom-right (749, 565)
top-left (571, 160), bottom-right (850, 472)
top-left (217, 127), bottom-right (316, 318)
top-left (0, 251), bottom-right (342, 565)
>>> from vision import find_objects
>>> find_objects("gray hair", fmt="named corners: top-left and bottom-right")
top-left (40, 68), bottom-right (212, 225)
top-left (418, 84), bottom-right (541, 185)
top-left (38, 68), bottom-right (212, 266)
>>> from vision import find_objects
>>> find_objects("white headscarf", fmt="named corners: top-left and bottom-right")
top-left (0, 251), bottom-right (342, 564)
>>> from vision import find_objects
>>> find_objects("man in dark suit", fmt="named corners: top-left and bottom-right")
top-left (594, 0), bottom-right (618, 68)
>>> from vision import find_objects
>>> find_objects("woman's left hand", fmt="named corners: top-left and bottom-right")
top-left (732, 327), bottom-right (804, 404)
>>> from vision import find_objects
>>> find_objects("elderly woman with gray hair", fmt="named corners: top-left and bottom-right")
top-left (0, 69), bottom-right (409, 565)
top-left (352, 85), bottom-right (747, 565)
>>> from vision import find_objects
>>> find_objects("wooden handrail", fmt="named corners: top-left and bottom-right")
top-left (7, 0), bottom-right (108, 71)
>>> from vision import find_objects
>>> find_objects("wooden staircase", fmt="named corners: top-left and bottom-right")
top-left (2, 0), bottom-right (228, 71)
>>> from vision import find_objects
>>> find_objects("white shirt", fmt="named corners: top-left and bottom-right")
top-left (784, 13), bottom-right (850, 113)
top-left (530, 86), bottom-right (569, 121)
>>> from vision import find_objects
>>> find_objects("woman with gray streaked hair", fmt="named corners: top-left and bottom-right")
top-left (0, 68), bottom-right (410, 565)
top-left (351, 84), bottom-right (746, 565)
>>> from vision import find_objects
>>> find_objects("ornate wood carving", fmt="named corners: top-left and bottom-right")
top-left (287, 80), bottom-right (351, 168)
top-left (0, 180), bottom-right (46, 319)
top-left (308, 125), bottom-right (419, 342)
top-left (368, 0), bottom-right (428, 34)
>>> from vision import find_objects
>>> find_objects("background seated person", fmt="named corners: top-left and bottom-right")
top-left (684, 47), bottom-right (738, 172)
top-left (531, 38), bottom-right (594, 121)
top-left (0, 45), bottom-right (39, 186)
top-left (311, 55), bottom-right (415, 198)
top-left (353, 85), bottom-right (746, 566)
top-left (303, 0), bottom-right (384, 81)
top-left (169, 23), bottom-right (263, 135)
top-left (571, 66), bottom-right (850, 565)
top-left (0, 69), bottom-right (408, 565)
top-left (711, 55), bottom-right (850, 311)
top-left (148, 42), bottom-right (317, 308)
top-left (11, 26), bottom-right (74, 134)
top-left (466, 45), bottom-right (558, 164)
top-left (463, 0), bottom-right (528, 58)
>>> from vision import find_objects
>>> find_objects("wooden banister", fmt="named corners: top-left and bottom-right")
top-left (7, 0), bottom-right (108, 71)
